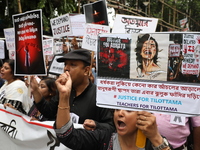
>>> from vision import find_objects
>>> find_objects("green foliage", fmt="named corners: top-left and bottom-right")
top-left (37, 0), bottom-right (47, 9)
top-left (1, 0), bottom-right (200, 37)
top-left (0, 0), bottom-right (77, 36)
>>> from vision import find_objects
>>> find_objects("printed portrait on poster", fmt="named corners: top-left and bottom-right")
top-left (130, 33), bottom-right (169, 81)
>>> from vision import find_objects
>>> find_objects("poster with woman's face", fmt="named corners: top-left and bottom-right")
top-left (130, 33), bottom-right (170, 81)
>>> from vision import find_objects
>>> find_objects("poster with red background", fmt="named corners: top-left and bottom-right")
top-left (13, 9), bottom-right (46, 75)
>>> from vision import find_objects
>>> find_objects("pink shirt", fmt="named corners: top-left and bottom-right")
top-left (154, 113), bottom-right (200, 149)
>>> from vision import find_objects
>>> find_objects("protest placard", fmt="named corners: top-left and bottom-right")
top-left (12, 9), bottom-right (46, 75)
top-left (54, 41), bottom-right (63, 55)
top-left (0, 40), bottom-right (5, 59)
top-left (48, 55), bottom-right (64, 75)
top-left (169, 44), bottom-right (181, 57)
top-left (112, 14), bottom-right (158, 33)
top-left (82, 23), bottom-right (110, 51)
top-left (69, 14), bottom-right (86, 36)
top-left (3, 28), bottom-right (15, 51)
top-left (97, 32), bottom-right (200, 116)
top-left (50, 14), bottom-right (72, 38)
top-left (43, 38), bottom-right (54, 55)
top-left (83, 0), bottom-right (109, 25)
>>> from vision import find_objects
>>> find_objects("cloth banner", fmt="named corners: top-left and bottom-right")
top-left (0, 105), bottom-right (83, 150)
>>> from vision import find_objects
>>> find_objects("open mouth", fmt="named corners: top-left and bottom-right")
top-left (118, 120), bottom-right (126, 127)
top-left (144, 51), bottom-right (152, 55)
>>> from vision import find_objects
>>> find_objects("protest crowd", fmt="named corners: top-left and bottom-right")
top-left (1, 1), bottom-right (200, 150)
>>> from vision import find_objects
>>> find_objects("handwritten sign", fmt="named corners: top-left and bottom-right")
top-left (54, 41), bottom-right (63, 54)
top-left (50, 14), bottom-right (72, 38)
top-left (69, 14), bottom-right (86, 36)
top-left (43, 39), bottom-right (53, 55)
top-left (3, 28), bottom-right (15, 51)
top-left (182, 34), bottom-right (200, 75)
top-left (82, 23), bottom-right (110, 51)
top-left (169, 44), bottom-right (181, 57)
top-left (112, 14), bottom-right (158, 33)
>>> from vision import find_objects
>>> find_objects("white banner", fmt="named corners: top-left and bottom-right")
top-left (50, 14), bottom-right (72, 38)
top-left (0, 105), bottom-right (83, 150)
top-left (112, 14), bottom-right (158, 33)
top-left (97, 78), bottom-right (200, 116)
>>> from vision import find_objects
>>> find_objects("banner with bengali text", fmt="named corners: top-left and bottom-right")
top-left (97, 32), bottom-right (200, 116)
top-left (0, 105), bottom-right (83, 150)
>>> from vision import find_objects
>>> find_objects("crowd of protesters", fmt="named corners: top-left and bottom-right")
top-left (0, 44), bottom-right (199, 150)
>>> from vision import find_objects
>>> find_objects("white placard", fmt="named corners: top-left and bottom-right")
top-left (112, 14), bottom-right (158, 33)
top-left (50, 14), bottom-right (72, 38)
top-left (43, 39), bottom-right (54, 55)
top-left (82, 23), bottom-right (110, 51)
top-left (3, 28), bottom-right (15, 51)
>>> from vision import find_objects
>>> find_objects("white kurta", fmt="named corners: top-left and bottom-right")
top-left (0, 80), bottom-right (32, 114)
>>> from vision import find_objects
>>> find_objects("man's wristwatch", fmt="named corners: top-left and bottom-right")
top-left (152, 138), bottom-right (169, 150)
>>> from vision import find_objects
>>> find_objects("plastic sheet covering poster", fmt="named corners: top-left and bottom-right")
top-left (83, 0), bottom-right (108, 25)
top-left (97, 32), bottom-right (200, 116)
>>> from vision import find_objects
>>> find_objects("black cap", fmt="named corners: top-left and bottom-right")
top-left (56, 49), bottom-right (91, 65)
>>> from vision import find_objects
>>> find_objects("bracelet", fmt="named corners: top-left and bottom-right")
top-left (58, 105), bottom-right (70, 110)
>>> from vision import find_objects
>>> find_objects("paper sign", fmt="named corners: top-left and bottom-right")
top-left (43, 39), bottom-right (53, 55)
top-left (112, 14), bottom-right (158, 33)
top-left (3, 28), bottom-right (15, 51)
top-left (82, 23), bottom-right (110, 51)
top-left (50, 14), bottom-right (72, 38)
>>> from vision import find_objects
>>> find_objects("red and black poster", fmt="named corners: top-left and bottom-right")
top-left (98, 34), bottom-right (131, 78)
top-left (12, 9), bottom-right (46, 75)
top-left (83, 0), bottom-right (109, 25)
